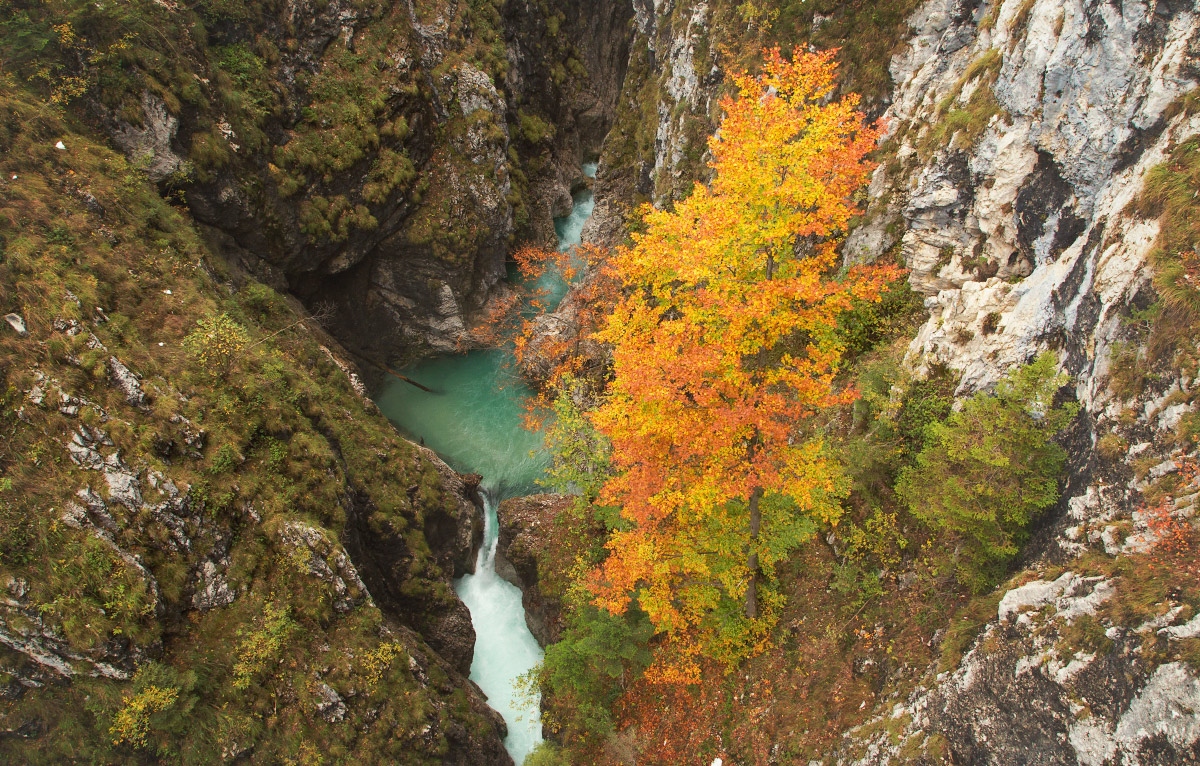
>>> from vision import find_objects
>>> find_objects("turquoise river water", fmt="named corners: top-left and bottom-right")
top-left (374, 164), bottom-right (595, 764)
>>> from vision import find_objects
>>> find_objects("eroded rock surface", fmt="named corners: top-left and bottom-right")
top-left (495, 493), bottom-right (571, 646)
top-left (830, 0), bottom-right (1200, 761)
top-left (840, 573), bottom-right (1200, 765)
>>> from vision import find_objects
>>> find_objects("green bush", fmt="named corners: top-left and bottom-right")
top-left (518, 110), bottom-right (555, 144)
top-left (836, 275), bottom-right (925, 360)
top-left (525, 742), bottom-right (571, 766)
top-left (231, 600), bottom-right (298, 691)
top-left (896, 353), bottom-right (1077, 592)
top-left (541, 604), bottom-right (652, 748)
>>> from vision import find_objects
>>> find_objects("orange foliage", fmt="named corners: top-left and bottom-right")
top-left (1143, 458), bottom-right (1200, 586)
top-left (513, 241), bottom-right (620, 403)
top-left (466, 243), bottom-right (572, 348)
top-left (587, 48), bottom-right (899, 680)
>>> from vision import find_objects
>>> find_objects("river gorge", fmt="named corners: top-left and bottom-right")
top-left (374, 166), bottom-right (596, 763)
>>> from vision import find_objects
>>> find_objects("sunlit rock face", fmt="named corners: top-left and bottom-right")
top-left (844, 0), bottom-right (1200, 539)
top-left (903, 0), bottom-right (1198, 538)
top-left (877, 0), bottom-right (1200, 401)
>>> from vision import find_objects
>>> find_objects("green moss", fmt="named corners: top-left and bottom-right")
top-left (0, 79), bottom-right (497, 763)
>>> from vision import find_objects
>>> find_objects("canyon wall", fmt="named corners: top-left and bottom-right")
top-left (834, 0), bottom-right (1200, 761)
top-left (98, 0), bottom-right (634, 364)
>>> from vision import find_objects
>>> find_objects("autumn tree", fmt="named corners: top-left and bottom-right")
top-left (587, 48), bottom-right (898, 681)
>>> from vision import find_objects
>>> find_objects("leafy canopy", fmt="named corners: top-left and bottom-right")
top-left (587, 48), bottom-right (897, 681)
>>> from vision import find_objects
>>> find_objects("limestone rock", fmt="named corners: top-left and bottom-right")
top-left (192, 558), bottom-right (236, 611)
top-left (4, 313), bottom-right (27, 336)
top-left (108, 356), bottom-right (148, 408)
top-left (276, 521), bottom-right (371, 614)
top-left (838, 574), bottom-right (1200, 764)
top-left (828, 0), bottom-right (1200, 761)
top-left (417, 446), bottom-right (485, 579)
top-left (514, 284), bottom-right (610, 391)
top-left (108, 91), bottom-right (184, 183)
top-left (314, 682), bottom-right (347, 723)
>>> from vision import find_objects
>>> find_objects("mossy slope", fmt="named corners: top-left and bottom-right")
top-left (0, 83), bottom-right (508, 764)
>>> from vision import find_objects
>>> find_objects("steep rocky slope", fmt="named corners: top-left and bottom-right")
top-left (0, 87), bottom-right (509, 763)
top-left (494, 494), bottom-right (571, 646)
top-left (824, 0), bottom-right (1200, 761)
top-left (7, 0), bottom-right (1200, 760)
top-left (5, 0), bottom-right (635, 366)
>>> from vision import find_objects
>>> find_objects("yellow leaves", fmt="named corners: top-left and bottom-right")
top-left (110, 684), bottom-right (179, 748)
top-left (182, 313), bottom-right (250, 375)
top-left (231, 600), bottom-right (298, 691)
top-left (51, 24), bottom-right (79, 49)
top-left (587, 47), bottom-right (897, 680)
top-left (361, 641), bottom-right (407, 694)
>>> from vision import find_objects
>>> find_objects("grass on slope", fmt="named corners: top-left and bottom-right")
top-left (0, 80), bottom-right (494, 763)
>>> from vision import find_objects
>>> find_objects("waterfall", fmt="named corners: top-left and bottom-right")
top-left (454, 488), bottom-right (543, 763)
top-left (375, 164), bottom-right (596, 764)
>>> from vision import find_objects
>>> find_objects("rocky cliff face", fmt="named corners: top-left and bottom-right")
top-left (584, 0), bottom-right (722, 246)
top-left (494, 494), bottom-right (571, 646)
top-left (90, 0), bottom-right (634, 365)
top-left (840, 572), bottom-right (1200, 765)
top-left (827, 0), bottom-right (1200, 761)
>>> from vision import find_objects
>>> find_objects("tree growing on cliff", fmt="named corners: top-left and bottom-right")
top-left (587, 48), bottom-right (897, 681)
top-left (897, 352), bottom-right (1077, 593)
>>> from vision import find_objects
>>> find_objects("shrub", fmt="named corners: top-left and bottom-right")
top-left (525, 742), bottom-right (571, 766)
top-left (518, 110), bottom-right (555, 144)
top-left (182, 313), bottom-right (250, 376)
top-left (836, 275), bottom-right (925, 359)
top-left (896, 353), bottom-right (1078, 592)
top-left (541, 604), bottom-right (652, 747)
top-left (231, 600), bottom-right (298, 691)
top-left (1137, 139), bottom-right (1200, 325)
top-left (362, 148), bottom-right (416, 205)
top-left (110, 685), bottom-right (179, 748)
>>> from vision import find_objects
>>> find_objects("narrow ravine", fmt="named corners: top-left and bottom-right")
top-left (374, 165), bottom-right (596, 764)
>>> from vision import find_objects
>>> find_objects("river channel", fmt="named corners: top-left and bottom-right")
top-left (374, 164), bottom-right (596, 763)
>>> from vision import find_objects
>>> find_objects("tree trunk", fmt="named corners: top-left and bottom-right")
top-left (745, 485), bottom-right (763, 619)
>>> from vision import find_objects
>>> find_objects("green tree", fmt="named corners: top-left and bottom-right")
top-left (896, 352), bottom-right (1078, 592)
top-left (540, 604), bottom-right (653, 747)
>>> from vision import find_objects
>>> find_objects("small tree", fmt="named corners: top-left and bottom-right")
top-left (182, 313), bottom-right (250, 377)
top-left (896, 352), bottom-right (1078, 592)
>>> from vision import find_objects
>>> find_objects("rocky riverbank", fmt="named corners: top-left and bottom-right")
top-left (495, 494), bottom-right (572, 647)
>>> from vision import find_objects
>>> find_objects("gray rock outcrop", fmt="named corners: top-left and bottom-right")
top-left (840, 571), bottom-right (1200, 765)
top-left (495, 493), bottom-right (571, 646)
